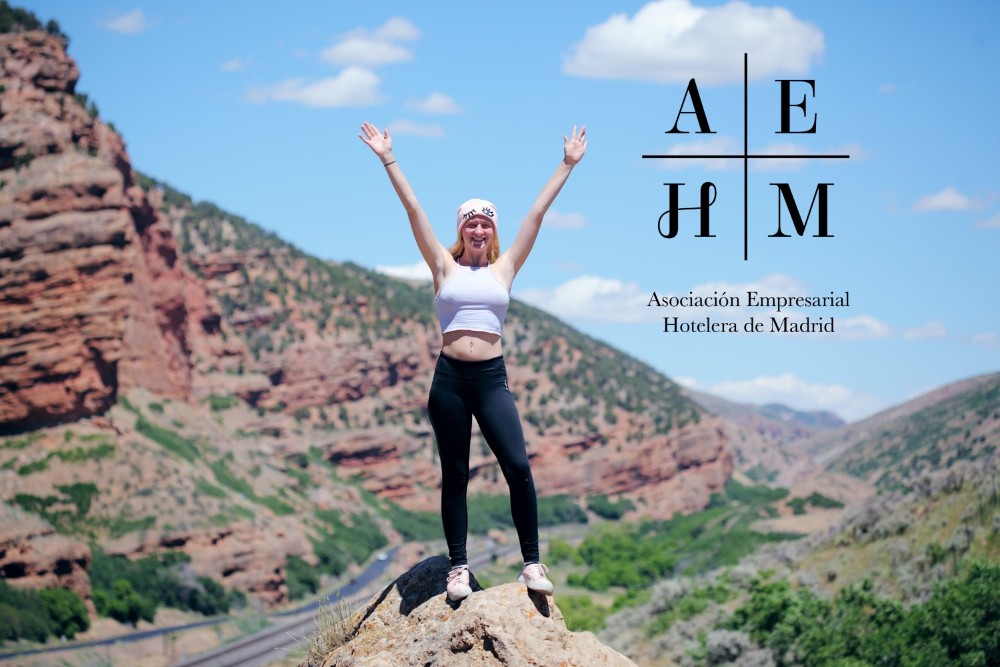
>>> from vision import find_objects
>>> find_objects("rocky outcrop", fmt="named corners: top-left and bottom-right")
top-left (105, 517), bottom-right (312, 607)
top-left (0, 30), bottom-right (237, 433)
top-left (307, 556), bottom-right (637, 667)
top-left (0, 504), bottom-right (91, 600)
top-left (531, 415), bottom-right (733, 518)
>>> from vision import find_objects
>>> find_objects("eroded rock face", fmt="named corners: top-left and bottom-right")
top-left (105, 518), bottom-right (311, 607)
top-left (310, 556), bottom-right (637, 667)
top-left (0, 505), bottom-right (91, 601)
top-left (0, 31), bottom-right (234, 433)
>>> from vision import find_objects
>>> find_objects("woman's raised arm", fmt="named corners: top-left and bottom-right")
top-left (498, 126), bottom-right (588, 283)
top-left (358, 122), bottom-right (451, 283)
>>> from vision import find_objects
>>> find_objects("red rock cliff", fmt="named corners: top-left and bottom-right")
top-left (0, 30), bottom-right (231, 433)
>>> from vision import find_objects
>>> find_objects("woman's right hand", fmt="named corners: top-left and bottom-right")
top-left (358, 122), bottom-right (392, 161)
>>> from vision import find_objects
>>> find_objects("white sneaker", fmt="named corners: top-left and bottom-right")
top-left (517, 562), bottom-right (553, 595)
top-left (447, 566), bottom-right (472, 601)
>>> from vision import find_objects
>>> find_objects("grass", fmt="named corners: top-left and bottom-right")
top-left (294, 596), bottom-right (359, 667)
top-left (136, 416), bottom-right (200, 462)
top-left (798, 468), bottom-right (1000, 600)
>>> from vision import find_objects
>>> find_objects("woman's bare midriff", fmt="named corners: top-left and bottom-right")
top-left (441, 329), bottom-right (503, 361)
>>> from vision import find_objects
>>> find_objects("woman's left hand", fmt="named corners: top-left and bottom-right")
top-left (563, 126), bottom-right (588, 166)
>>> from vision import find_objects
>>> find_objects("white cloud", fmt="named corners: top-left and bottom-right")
top-left (105, 9), bottom-right (150, 35)
top-left (517, 275), bottom-right (649, 323)
top-left (901, 321), bottom-right (947, 341)
top-left (375, 261), bottom-right (431, 281)
top-left (707, 373), bottom-right (875, 420)
top-left (563, 0), bottom-right (824, 85)
top-left (323, 38), bottom-right (412, 67)
top-left (247, 67), bottom-right (382, 107)
top-left (373, 16), bottom-right (420, 41)
top-left (387, 119), bottom-right (445, 138)
top-left (321, 17), bottom-right (419, 67)
top-left (971, 333), bottom-right (999, 348)
top-left (221, 58), bottom-right (247, 73)
top-left (406, 93), bottom-right (463, 114)
top-left (544, 211), bottom-right (587, 229)
top-left (836, 315), bottom-right (892, 340)
top-left (974, 213), bottom-right (1000, 229)
top-left (912, 186), bottom-right (975, 213)
top-left (878, 83), bottom-right (897, 94)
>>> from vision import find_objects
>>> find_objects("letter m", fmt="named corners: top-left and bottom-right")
top-left (768, 183), bottom-right (834, 237)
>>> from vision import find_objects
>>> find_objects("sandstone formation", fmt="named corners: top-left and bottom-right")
top-left (307, 556), bottom-right (637, 667)
top-left (0, 504), bottom-right (91, 600)
top-left (0, 30), bottom-right (237, 434)
top-left (105, 517), bottom-right (312, 607)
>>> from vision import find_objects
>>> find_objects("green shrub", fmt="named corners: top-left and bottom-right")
top-left (559, 594), bottom-right (611, 632)
top-left (286, 555), bottom-right (320, 600)
top-left (17, 458), bottom-right (49, 475)
top-left (804, 492), bottom-right (844, 509)
top-left (587, 494), bottom-right (636, 520)
top-left (466, 494), bottom-right (586, 533)
top-left (38, 587), bottom-right (90, 639)
top-left (385, 504), bottom-right (440, 541)
top-left (312, 511), bottom-right (388, 576)
top-left (0, 581), bottom-right (90, 644)
top-left (57, 483), bottom-right (98, 517)
top-left (538, 495), bottom-right (588, 526)
top-left (90, 547), bottom-right (242, 625)
top-left (260, 494), bottom-right (294, 515)
top-left (195, 478), bottom-right (227, 499)
top-left (54, 443), bottom-right (116, 463)
top-left (209, 460), bottom-right (254, 497)
top-left (136, 416), bottom-right (200, 462)
top-left (724, 479), bottom-right (789, 505)
top-left (787, 497), bottom-right (808, 515)
top-left (208, 394), bottom-right (238, 411)
top-left (93, 579), bottom-right (154, 626)
top-left (726, 563), bottom-right (1000, 667)
top-left (546, 538), bottom-right (575, 565)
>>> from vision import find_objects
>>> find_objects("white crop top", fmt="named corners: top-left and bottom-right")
top-left (434, 264), bottom-right (510, 336)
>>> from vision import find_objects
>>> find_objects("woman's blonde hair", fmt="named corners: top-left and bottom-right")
top-left (448, 225), bottom-right (500, 263)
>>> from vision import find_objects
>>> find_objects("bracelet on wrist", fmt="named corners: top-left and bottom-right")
top-left (383, 160), bottom-right (396, 167)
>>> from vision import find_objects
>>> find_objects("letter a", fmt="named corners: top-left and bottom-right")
top-left (666, 79), bottom-right (715, 134)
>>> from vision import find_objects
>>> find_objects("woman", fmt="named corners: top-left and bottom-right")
top-left (358, 121), bottom-right (587, 601)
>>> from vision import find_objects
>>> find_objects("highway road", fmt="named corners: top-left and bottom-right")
top-left (0, 546), bottom-right (402, 666)
top-left (1, 531), bottom-right (572, 667)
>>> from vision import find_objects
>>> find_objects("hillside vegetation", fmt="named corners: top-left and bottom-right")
top-left (593, 456), bottom-right (1000, 666)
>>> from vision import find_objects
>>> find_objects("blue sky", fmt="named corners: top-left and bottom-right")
top-left (19, 1), bottom-right (999, 421)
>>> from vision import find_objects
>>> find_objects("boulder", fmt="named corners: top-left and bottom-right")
top-left (308, 555), bottom-right (637, 667)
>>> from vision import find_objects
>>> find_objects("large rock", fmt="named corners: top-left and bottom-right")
top-left (309, 556), bottom-right (637, 667)
top-left (0, 504), bottom-right (91, 601)
top-left (0, 31), bottom-right (238, 433)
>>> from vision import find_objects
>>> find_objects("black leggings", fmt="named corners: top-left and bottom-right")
top-left (427, 353), bottom-right (539, 568)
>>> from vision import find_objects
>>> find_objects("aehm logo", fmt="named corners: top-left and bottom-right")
top-left (643, 54), bottom-right (849, 261)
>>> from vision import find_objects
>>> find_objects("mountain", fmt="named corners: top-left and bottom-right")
top-left (0, 22), bottom-right (731, 617)
top-left (803, 372), bottom-right (1000, 490)
top-left (683, 387), bottom-right (844, 486)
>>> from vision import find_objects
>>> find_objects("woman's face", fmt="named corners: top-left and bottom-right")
top-left (461, 216), bottom-right (495, 255)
